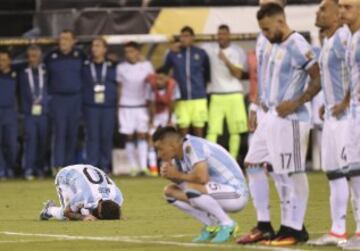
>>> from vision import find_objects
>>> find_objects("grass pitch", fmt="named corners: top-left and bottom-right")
top-left (0, 172), bottom-right (355, 251)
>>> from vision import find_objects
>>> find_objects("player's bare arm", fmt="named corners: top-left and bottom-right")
top-left (276, 63), bottom-right (321, 117)
top-left (161, 161), bottom-right (209, 185)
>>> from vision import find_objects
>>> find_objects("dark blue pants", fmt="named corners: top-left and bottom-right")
top-left (23, 115), bottom-right (48, 177)
top-left (50, 94), bottom-right (81, 167)
top-left (0, 108), bottom-right (18, 178)
top-left (84, 106), bottom-right (115, 173)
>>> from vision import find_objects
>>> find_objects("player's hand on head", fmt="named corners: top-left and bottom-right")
top-left (276, 100), bottom-right (300, 118)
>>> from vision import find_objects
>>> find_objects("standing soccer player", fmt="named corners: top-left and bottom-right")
top-left (45, 30), bottom-right (85, 171)
top-left (248, 4), bottom-right (321, 246)
top-left (0, 50), bottom-right (18, 180)
top-left (160, 26), bottom-right (210, 137)
top-left (19, 45), bottom-right (49, 180)
top-left (339, 0), bottom-right (360, 249)
top-left (237, 0), bottom-right (286, 245)
top-left (202, 24), bottom-right (248, 159)
top-left (116, 42), bottom-right (154, 175)
top-left (307, 0), bottom-right (351, 246)
top-left (153, 126), bottom-right (248, 243)
top-left (82, 38), bottom-right (117, 174)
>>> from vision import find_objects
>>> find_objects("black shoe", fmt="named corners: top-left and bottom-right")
top-left (296, 225), bottom-right (309, 242)
top-left (257, 222), bottom-right (275, 240)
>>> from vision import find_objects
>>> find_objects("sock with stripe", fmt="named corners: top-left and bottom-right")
top-left (329, 177), bottom-right (349, 235)
top-left (291, 173), bottom-right (309, 231)
top-left (247, 167), bottom-right (271, 223)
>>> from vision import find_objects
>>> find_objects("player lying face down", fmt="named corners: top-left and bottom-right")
top-left (152, 126), bottom-right (248, 243)
top-left (40, 165), bottom-right (123, 221)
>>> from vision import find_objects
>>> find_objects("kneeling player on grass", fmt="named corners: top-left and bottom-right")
top-left (153, 126), bottom-right (249, 243)
top-left (40, 164), bottom-right (123, 221)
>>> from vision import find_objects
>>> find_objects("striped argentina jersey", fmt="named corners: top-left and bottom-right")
top-left (265, 32), bottom-right (317, 121)
top-left (256, 33), bottom-right (273, 103)
top-left (55, 165), bottom-right (124, 212)
top-left (346, 29), bottom-right (360, 118)
top-left (319, 25), bottom-right (351, 119)
top-left (177, 135), bottom-right (248, 195)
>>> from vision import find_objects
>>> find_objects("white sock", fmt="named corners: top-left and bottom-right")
top-left (329, 178), bottom-right (349, 235)
top-left (188, 193), bottom-right (233, 226)
top-left (137, 140), bottom-right (148, 171)
top-left (291, 173), bottom-right (309, 231)
top-left (148, 147), bottom-right (157, 168)
top-left (47, 207), bottom-right (65, 220)
top-left (271, 173), bottom-right (294, 228)
top-left (125, 142), bottom-right (138, 170)
top-left (247, 167), bottom-right (270, 222)
top-left (350, 176), bottom-right (360, 233)
top-left (170, 199), bottom-right (217, 226)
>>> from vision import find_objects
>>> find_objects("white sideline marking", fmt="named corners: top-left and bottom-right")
top-left (0, 231), bottom-right (309, 251)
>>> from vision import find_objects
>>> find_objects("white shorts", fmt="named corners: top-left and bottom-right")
top-left (345, 116), bottom-right (360, 165)
top-left (245, 110), bottom-right (271, 165)
top-left (118, 107), bottom-right (149, 135)
top-left (267, 113), bottom-right (310, 174)
top-left (178, 182), bottom-right (248, 213)
top-left (321, 118), bottom-right (347, 171)
top-left (150, 110), bottom-right (176, 135)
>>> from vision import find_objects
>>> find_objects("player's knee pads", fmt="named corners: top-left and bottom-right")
top-left (185, 188), bottom-right (202, 199)
top-left (326, 169), bottom-right (347, 181)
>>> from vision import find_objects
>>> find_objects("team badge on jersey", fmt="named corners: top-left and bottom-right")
top-left (73, 51), bottom-right (79, 57)
top-left (52, 53), bottom-right (58, 59)
top-left (194, 54), bottom-right (200, 61)
top-left (11, 71), bottom-right (16, 79)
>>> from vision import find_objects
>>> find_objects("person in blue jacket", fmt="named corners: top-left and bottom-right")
top-left (45, 30), bottom-right (86, 172)
top-left (160, 26), bottom-right (210, 137)
top-left (82, 38), bottom-right (117, 174)
top-left (0, 49), bottom-right (18, 180)
top-left (19, 45), bottom-right (49, 180)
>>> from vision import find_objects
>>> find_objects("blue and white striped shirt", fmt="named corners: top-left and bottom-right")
top-left (346, 29), bottom-right (360, 118)
top-left (55, 165), bottom-right (123, 212)
top-left (265, 32), bottom-right (317, 121)
top-left (319, 25), bottom-right (351, 119)
top-left (177, 135), bottom-right (248, 195)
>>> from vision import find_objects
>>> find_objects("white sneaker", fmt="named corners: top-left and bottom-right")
top-left (341, 235), bottom-right (360, 250)
top-left (307, 233), bottom-right (347, 246)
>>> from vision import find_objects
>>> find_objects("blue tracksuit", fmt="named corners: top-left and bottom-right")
top-left (45, 48), bottom-right (85, 167)
top-left (18, 65), bottom-right (49, 177)
top-left (0, 70), bottom-right (18, 178)
top-left (161, 46), bottom-right (210, 100)
top-left (82, 60), bottom-right (117, 173)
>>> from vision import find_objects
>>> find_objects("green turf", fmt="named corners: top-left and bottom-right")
top-left (0, 172), bottom-right (355, 251)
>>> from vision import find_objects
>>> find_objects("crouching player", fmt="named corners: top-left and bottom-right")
top-left (40, 164), bottom-right (123, 221)
top-left (153, 126), bottom-right (249, 243)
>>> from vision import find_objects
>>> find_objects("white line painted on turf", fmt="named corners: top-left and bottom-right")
top-left (0, 231), bottom-right (309, 251)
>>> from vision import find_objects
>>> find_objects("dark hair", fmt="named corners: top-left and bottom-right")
top-left (152, 126), bottom-right (181, 142)
top-left (257, 3), bottom-right (285, 21)
top-left (180, 26), bottom-right (195, 36)
top-left (99, 200), bottom-right (120, 220)
top-left (93, 37), bottom-right (108, 48)
top-left (124, 41), bottom-right (141, 50)
top-left (0, 48), bottom-right (11, 58)
top-left (60, 29), bottom-right (76, 38)
top-left (27, 44), bottom-right (41, 52)
top-left (218, 24), bottom-right (230, 32)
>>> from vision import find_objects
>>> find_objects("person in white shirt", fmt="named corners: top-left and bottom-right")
top-left (116, 41), bottom-right (154, 175)
top-left (202, 24), bottom-right (248, 159)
